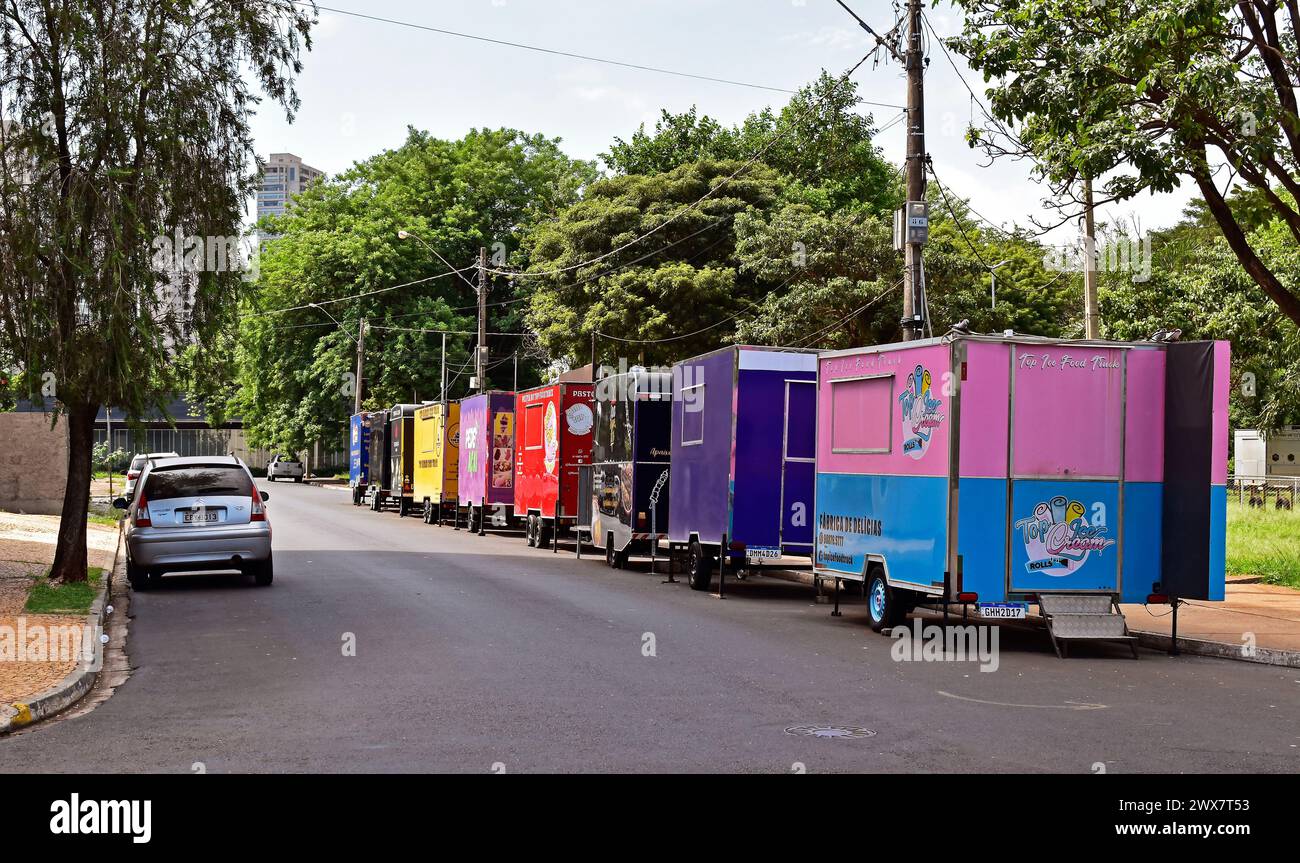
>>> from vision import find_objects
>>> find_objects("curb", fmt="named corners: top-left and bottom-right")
top-left (0, 527), bottom-right (122, 736)
top-left (755, 568), bottom-right (1300, 668)
top-left (1129, 630), bottom-right (1300, 668)
top-left (304, 479), bottom-right (348, 490)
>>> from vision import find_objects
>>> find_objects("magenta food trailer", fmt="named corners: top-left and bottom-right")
top-left (457, 391), bottom-right (516, 535)
top-left (813, 334), bottom-right (1229, 655)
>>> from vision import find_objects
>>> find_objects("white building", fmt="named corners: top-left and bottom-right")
top-left (257, 152), bottom-right (324, 220)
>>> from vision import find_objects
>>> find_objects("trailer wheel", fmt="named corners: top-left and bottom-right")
top-left (526, 515), bottom-right (538, 547)
top-left (398, 497), bottom-right (411, 517)
top-left (687, 541), bottom-right (714, 591)
top-left (866, 568), bottom-right (901, 632)
top-left (538, 521), bottom-right (553, 549)
top-left (605, 533), bottom-right (627, 569)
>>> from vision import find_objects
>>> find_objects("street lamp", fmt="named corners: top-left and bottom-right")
top-left (988, 259), bottom-right (1012, 309)
top-left (307, 301), bottom-right (358, 345)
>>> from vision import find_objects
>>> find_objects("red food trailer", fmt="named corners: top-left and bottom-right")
top-left (514, 380), bottom-right (595, 549)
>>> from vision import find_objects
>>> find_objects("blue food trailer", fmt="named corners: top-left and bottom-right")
top-left (668, 346), bottom-right (818, 590)
top-left (579, 368), bottom-right (672, 569)
top-left (349, 411), bottom-right (372, 506)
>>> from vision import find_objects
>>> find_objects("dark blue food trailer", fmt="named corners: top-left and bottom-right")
top-left (366, 408), bottom-right (392, 511)
top-left (668, 346), bottom-right (818, 590)
top-left (387, 403), bottom-right (421, 517)
top-left (349, 411), bottom-right (372, 506)
top-left (579, 368), bottom-right (672, 568)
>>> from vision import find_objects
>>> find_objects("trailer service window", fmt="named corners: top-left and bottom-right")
top-left (680, 383), bottom-right (704, 446)
top-left (831, 375), bottom-right (893, 454)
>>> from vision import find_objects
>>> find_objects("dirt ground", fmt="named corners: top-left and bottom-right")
top-left (0, 512), bottom-right (117, 706)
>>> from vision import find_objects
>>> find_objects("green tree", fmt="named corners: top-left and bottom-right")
top-left (523, 159), bottom-right (784, 365)
top-left (0, 0), bottom-right (312, 582)
top-left (950, 0), bottom-right (1300, 325)
top-left (228, 128), bottom-right (596, 454)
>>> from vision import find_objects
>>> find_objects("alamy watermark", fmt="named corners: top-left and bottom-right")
top-left (1044, 234), bottom-right (1152, 283)
top-left (0, 617), bottom-right (103, 671)
top-left (594, 358), bottom-right (704, 412)
top-left (151, 229), bottom-right (260, 282)
top-left (890, 618), bottom-right (1000, 672)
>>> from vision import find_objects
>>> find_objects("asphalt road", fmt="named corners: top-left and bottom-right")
top-left (3, 482), bottom-right (1298, 773)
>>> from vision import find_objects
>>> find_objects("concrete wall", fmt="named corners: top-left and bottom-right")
top-left (0, 412), bottom-right (68, 515)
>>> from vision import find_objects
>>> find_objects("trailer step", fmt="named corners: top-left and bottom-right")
top-left (1038, 593), bottom-right (1138, 659)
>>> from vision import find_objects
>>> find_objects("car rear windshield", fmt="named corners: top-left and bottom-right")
top-left (129, 456), bottom-right (147, 471)
top-left (143, 466), bottom-right (253, 499)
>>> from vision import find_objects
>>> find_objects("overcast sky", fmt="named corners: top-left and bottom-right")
top-left (248, 0), bottom-right (1197, 247)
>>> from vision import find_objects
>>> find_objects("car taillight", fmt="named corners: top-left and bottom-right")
top-left (134, 494), bottom-right (152, 527)
top-left (251, 487), bottom-right (266, 521)
top-left (127, 471), bottom-right (139, 480)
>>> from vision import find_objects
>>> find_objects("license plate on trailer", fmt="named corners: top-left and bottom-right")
top-left (745, 547), bottom-right (780, 564)
top-left (978, 602), bottom-right (1028, 619)
top-left (182, 511), bottom-right (219, 524)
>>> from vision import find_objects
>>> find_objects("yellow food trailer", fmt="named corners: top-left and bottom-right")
top-left (413, 401), bottom-right (461, 524)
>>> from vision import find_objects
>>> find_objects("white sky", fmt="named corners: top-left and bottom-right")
top-left (248, 0), bottom-right (1197, 246)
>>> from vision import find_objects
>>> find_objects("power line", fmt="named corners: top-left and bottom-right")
top-left (282, 1), bottom-right (795, 95)
top-left (489, 54), bottom-right (874, 280)
top-left (241, 264), bottom-right (474, 319)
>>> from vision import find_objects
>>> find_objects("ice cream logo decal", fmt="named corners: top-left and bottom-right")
top-left (1014, 496), bottom-right (1115, 574)
top-left (898, 364), bottom-right (945, 459)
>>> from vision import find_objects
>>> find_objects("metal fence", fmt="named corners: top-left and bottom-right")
top-left (94, 427), bottom-right (345, 473)
top-left (1228, 474), bottom-right (1299, 511)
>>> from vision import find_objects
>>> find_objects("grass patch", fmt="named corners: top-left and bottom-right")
top-left (1227, 500), bottom-right (1300, 589)
top-left (87, 508), bottom-right (125, 526)
top-left (24, 566), bottom-right (103, 615)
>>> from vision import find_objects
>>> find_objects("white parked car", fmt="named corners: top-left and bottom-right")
top-left (125, 452), bottom-right (180, 497)
top-left (266, 454), bottom-right (304, 483)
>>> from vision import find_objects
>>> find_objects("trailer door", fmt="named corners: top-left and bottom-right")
top-left (1008, 345), bottom-right (1125, 594)
top-left (781, 379), bottom-right (816, 550)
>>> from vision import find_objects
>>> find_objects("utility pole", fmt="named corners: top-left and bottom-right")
top-left (1082, 177), bottom-right (1101, 339)
top-left (477, 246), bottom-right (488, 391)
top-left (353, 318), bottom-right (365, 415)
top-left (901, 0), bottom-right (927, 341)
top-left (440, 332), bottom-right (447, 404)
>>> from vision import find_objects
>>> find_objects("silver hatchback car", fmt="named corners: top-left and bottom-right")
top-left (115, 456), bottom-right (273, 589)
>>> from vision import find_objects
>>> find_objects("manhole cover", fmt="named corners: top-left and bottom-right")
top-left (784, 724), bottom-right (876, 739)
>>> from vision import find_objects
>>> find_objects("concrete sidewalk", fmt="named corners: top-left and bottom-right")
top-left (1121, 576), bottom-right (1300, 662)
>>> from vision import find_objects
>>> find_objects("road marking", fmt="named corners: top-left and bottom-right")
top-left (936, 691), bottom-right (1108, 710)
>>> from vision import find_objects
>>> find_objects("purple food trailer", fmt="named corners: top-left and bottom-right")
top-left (457, 391), bottom-right (516, 534)
top-left (813, 333), bottom-right (1230, 656)
top-left (668, 346), bottom-right (818, 590)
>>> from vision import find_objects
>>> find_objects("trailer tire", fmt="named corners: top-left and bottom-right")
top-left (526, 515), bottom-right (538, 547)
top-left (605, 533), bottom-right (627, 569)
top-left (398, 497), bottom-right (411, 517)
top-left (538, 521), bottom-right (552, 549)
top-left (866, 568), bottom-right (901, 632)
top-left (687, 541), bottom-right (714, 591)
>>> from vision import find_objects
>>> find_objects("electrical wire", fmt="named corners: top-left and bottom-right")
top-left (485, 53), bottom-right (876, 280)
top-left (277, 0), bottom-right (795, 95)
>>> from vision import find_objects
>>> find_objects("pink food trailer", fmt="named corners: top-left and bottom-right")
top-left (813, 333), bottom-right (1229, 655)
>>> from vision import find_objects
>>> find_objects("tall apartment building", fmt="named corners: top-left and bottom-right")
top-left (257, 152), bottom-right (324, 220)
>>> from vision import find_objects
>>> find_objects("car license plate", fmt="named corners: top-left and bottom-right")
top-left (745, 547), bottom-right (780, 565)
top-left (978, 602), bottom-right (1028, 619)
top-left (183, 511), bottom-right (219, 524)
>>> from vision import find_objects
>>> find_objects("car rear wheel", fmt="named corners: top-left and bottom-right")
top-left (687, 540), bottom-right (714, 591)
top-left (250, 556), bottom-right (274, 587)
top-left (127, 560), bottom-right (149, 591)
top-left (267, 474), bottom-right (275, 482)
